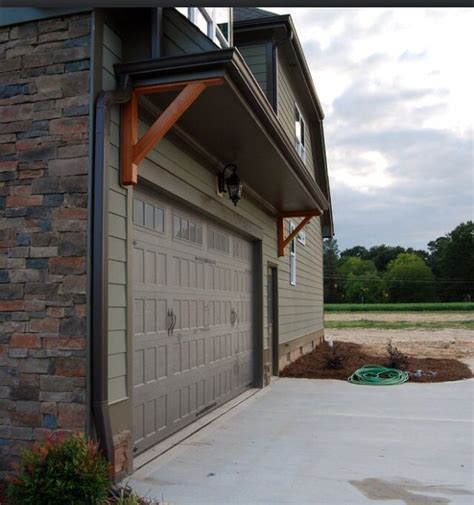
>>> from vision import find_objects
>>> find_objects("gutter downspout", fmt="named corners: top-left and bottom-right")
top-left (92, 79), bottom-right (131, 465)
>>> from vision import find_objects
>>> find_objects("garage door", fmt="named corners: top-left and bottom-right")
top-left (132, 189), bottom-right (254, 454)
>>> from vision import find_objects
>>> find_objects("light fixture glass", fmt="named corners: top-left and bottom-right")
top-left (217, 164), bottom-right (242, 206)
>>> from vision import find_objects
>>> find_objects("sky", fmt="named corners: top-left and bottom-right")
top-left (265, 7), bottom-right (473, 251)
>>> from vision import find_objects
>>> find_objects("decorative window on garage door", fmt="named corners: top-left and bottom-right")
top-left (208, 228), bottom-right (230, 255)
top-left (233, 237), bottom-right (251, 262)
top-left (133, 197), bottom-right (164, 233)
top-left (173, 213), bottom-right (203, 245)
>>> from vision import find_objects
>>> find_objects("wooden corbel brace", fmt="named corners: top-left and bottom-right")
top-left (121, 77), bottom-right (224, 186)
top-left (278, 210), bottom-right (321, 257)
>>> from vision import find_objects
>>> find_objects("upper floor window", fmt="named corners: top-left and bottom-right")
top-left (295, 104), bottom-right (306, 163)
top-left (176, 8), bottom-right (232, 48)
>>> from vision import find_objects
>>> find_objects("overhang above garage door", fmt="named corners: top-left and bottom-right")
top-left (115, 48), bottom-right (329, 215)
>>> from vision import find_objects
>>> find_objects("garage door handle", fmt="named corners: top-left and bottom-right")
top-left (167, 309), bottom-right (175, 335)
top-left (230, 308), bottom-right (238, 326)
top-left (171, 313), bottom-right (177, 334)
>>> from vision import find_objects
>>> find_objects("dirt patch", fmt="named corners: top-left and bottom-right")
top-left (280, 341), bottom-right (473, 383)
top-left (325, 329), bottom-right (474, 360)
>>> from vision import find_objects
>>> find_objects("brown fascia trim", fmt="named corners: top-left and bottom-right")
top-left (233, 14), bottom-right (325, 121)
top-left (92, 82), bottom-right (132, 464)
top-left (114, 49), bottom-right (329, 213)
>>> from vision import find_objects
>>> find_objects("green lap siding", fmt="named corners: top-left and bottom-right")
top-left (277, 54), bottom-right (315, 179)
top-left (237, 44), bottom-right (268, 97)
top-left (162, 8), bottom-right (217, 56)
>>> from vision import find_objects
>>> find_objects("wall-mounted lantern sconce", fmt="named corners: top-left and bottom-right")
top-left (217, 164), bottom-right (242, 206)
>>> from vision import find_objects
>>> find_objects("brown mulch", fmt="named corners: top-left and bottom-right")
top-left (0, 483), bottom-right (7, 505)
top-left (281, 341), bottom-right (473, 382)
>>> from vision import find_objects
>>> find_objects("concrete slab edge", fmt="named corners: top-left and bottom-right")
top-left (132, 387), bottom-right (264, 472)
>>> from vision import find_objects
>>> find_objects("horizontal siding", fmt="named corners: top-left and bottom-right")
top-left (162, 8), bottom-right (216, 56)
top-left (277, 56), bottom-right (295, 144)
top-left (238, 44), bottom-right (267, 96)
top-left (277, 217), bottom-right (323, 343)
top-left (277, 55), bottom-right (316, 180)
top-left (103, 24), bottom-right (129, 404)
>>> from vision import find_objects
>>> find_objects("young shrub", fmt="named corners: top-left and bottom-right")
top-left (108, 485), bottom-right (161, 505)
top-left (112, 488), bottom-right (139, 505)
top-left (323, 342), bottom-right (346, 370)
top-left (386, 340), bottom-right (410, 370)
top-left (7, 433), bottom-right (111, 505)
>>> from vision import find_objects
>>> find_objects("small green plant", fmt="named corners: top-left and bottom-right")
top-left (386, 340), bottom-right (409, 370)
top-left (113, 488), bottom-right (139, 505)
top-left (108, 485), bottom-right (162, 505)
top-left (323, 342), bottom-right (346, 370)
top-left (7, 432), bottom-right (111, 505)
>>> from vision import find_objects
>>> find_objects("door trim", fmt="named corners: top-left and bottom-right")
top-left (268, 266), bottom-right (279, 376)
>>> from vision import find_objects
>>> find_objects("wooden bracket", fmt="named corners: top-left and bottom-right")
top-left (278, 210), bottom-right (321, 257)
top-left (121, 77), bottom-right (224, 186)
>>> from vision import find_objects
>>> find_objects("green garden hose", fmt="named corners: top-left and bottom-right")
top-left (347, 365), bottom-right (409, 385)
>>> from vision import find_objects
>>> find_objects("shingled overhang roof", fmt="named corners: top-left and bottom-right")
top-left (115, 48), bottom-right (330, 216)
top-left (233, 7), bottom-right (277, 22)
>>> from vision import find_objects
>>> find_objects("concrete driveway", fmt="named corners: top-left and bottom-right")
top-left (128, 378), bottom-right (474, 505)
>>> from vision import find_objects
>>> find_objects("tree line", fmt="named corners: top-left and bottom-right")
top-left (323, 221), bottom-right (473, 303)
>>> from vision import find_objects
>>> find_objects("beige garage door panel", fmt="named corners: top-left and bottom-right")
top-left (132, 189), bottom-right (254, 454)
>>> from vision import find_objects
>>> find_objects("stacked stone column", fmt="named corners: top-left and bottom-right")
top-left (0, 13), bottom-right (91, 477)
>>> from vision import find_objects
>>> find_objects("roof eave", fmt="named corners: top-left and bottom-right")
top-left (114, 49), bottom-right (329, 213)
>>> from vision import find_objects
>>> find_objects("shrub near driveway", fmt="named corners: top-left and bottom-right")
top-left (7, 433), bottom-right (110, 505)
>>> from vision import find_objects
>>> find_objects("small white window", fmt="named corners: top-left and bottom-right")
top-left (297, 230), bottom-right (306, 246)
top-left (295, 104), bottom-right (306, 162)
top-left (289, 221), bottom-right (296, 286)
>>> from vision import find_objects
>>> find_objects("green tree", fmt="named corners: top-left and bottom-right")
top-left (323, 238), bottom-right (340, 303)
top-left (433, 221), bottom-right (474, 301)
top-left (338, 257), bottom-right (382, 303)
top-left (384, 253), bottom-right (436, 302)
top-left (340, 245), bottom-right (369, 260)
top-left (366, 244), bottom-right (406, 272)
top-left (427, 236), bottom-right (450, 278)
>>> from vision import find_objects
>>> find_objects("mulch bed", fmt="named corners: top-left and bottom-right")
top-left (0, 483), bottom-right (7, 505)
top-left (281, 341), bottom-right (473, 382)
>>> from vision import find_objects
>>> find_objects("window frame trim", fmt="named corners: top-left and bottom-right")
top-left (179, 7), bottom-right (231, 48)
top-left (294, 102), bottom-right (307, 163)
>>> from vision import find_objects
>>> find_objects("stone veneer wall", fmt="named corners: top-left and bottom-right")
top-left (0, 13), bottom-right (91, 477)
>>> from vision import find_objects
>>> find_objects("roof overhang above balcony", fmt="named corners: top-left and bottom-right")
top-left (114, 48), bottom-right (329, 215)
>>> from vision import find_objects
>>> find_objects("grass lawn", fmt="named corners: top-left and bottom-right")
top-left (325, 302), bottom-right (474, 312)
top-left (325, 319), bottom-right (474, 331)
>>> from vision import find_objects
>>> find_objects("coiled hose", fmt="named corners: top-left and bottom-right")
top-left (348, 365), bottom-right (409, 385)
